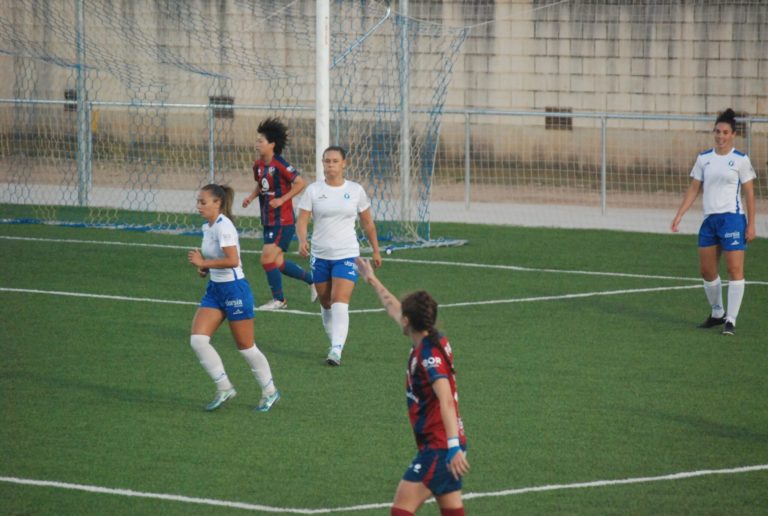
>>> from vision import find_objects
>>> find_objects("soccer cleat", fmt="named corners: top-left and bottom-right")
top-left (697, 315), bottom-right (726, 328)
top-left (309, 283), bottom-right (318, 303)
top-left (255, 390), bottom-right (281, 412)
top-left (258, 299), bottom-right (287, 311)
top-left (721, 321), bottom-right (736, 336)
top-left (326, 350), bottom-right (341, 367)
top-left (205, 387), bottom-right (237, 411)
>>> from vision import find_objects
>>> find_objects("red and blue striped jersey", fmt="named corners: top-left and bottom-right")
top-left (253, 155), bottom-right (300, 226)
top-left (406, 333), bottom-right (467, 451)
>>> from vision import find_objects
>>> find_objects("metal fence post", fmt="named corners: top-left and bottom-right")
top-left (600, 115), bottom-right (607, 215)
top-left (464, 112), bottom-right (471, 209)
top-left (208, 105), bottom-right (216, 184)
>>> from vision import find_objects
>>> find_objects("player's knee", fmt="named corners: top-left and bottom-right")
top-left (190, 334), bottom-right (210, 350)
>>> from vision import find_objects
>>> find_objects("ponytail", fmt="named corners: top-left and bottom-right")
top-left (201, 183), bottom-right (235, 222)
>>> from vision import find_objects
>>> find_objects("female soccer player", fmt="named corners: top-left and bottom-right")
top-left (356, 257), bottom-right (469, 516)
top-left (671, 108), bottom-right (757, 335)
top-left (188, 184), bottom-right (280, 412)
top-left (242, 117), bottom-right (315, 310)
top-left (296, 146), bottom-right (382, 365)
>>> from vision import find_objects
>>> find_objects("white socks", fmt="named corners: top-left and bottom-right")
top-left (726, 279), bottom-right (745, 324)
top-left (703, 276), bottom-right (746, 325)
top-left (330, 302), bottom-right (349, 355)
top-left (190, 334), bottom-right (233, 391)
top-left (191, 335), bottom-right (277, 395)
top-left (703, 277), bottom-right (725, 318)
top-left (239, 345), bottom-right (277, 396)
top-left (321, 306), bottom-right (333, 342)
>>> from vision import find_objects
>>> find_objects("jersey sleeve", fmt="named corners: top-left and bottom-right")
top-left (738, 155), bottom-right (757, 184)
top-left (690, 155), bottom-right (704, 181)
top-left (418, 343), bottom-right (452, 383)
top-left (296, 183), bottom-right (314, 211)
top-left (216, 219), bottom-right (238, 248)
top-left (277, 159), bottom-right (299, 182)
top-left (356, 183), bottom-right (371, 213)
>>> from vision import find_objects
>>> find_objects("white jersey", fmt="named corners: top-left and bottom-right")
top-left (690, 148), bottom-right (756, 216)
top-left (297, 179), bottom-right (371, 260)
top-left (201, 214), bottom-right (245, 282)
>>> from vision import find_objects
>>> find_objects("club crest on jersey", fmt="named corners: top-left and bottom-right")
top-left (728, 160), bottom-right (734, 166)
top-left (344, 192), bottom-right (350, 199)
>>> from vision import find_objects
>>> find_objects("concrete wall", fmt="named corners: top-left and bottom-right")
top-left (2, 1), bottom-right (765, 115)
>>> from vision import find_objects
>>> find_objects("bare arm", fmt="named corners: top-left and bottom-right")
top-left (356, 257), bottom-right (402, 325)
top-left (296, 208), bottom-right (312, 257)
top-left (188, 245), bottom-right (239, 270)
top-left (433, 378), bottom-right (470, 479)
top-left (242, 186), bottom-right (261, 208)
top-left (671, 179), bottom-right (702, 232)
top-left (358, 208), bottom-right (382, 268)
top-left (743, 180), bottom-right (756, 242)
top-left (269, 175), bottom-right (307, 208)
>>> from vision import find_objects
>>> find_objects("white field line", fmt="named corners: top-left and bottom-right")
top-left (0, 234), bottom-right (700, 281)
top-left (2, 464), bottom-right (767, 513)
top-left (0, 234), bottom-right (262, 255)
top-left (0, 284), bottom-right (712, 315)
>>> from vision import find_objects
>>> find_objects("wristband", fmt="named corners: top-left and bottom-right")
top-left (446, 437), bottom-right (461, 462)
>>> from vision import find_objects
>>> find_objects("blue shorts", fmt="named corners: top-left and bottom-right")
top-left (402, 447), bottom-right (463, 496)
top-left (263, 225), bottom-right (295, 252)
top-left (311, 256), bottom-right (358, 284)
top-left (199, 278), bottom-right (255, 321)
top-left (698, 213), bottom-right (747, 250)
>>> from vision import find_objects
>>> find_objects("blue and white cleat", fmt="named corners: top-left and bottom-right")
top-left (255, 390), bottom-right (281, 412)
top-left (325, 350), bottom-right (341, 367)
top-left (205, 387), bottom-right (237, 411)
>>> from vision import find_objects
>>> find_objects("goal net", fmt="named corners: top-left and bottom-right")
top-left (0, 0), bottom-right (468, 244)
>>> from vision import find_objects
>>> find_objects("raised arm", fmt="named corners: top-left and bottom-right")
top-left (356, 257), bottom-right (401, 325)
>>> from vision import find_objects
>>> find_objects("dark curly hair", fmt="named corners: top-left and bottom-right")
top-left (715, 108), bottom-right (737, 133)
top-left (401, 290), bottom-right (440, 347)
top-left (258, 117), bottom-right (289, 155)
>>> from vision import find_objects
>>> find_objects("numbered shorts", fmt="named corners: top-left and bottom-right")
top-left (263, 225), bottom-right (295, 252)
top-left (698, 213), bottom-right (747, 250)
top-left (199, 278), bottom-right (255, 321)
top-left (402, 447), bottom-right (463, 496)
top-left (310, 256), bottom-right (358, 283)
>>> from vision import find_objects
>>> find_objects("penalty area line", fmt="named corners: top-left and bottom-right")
top-left (2, 464), bottom-right (767, 513)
